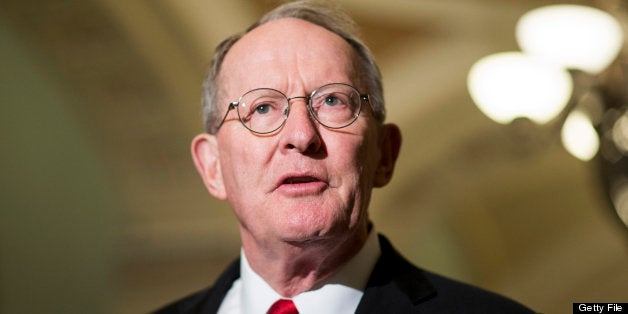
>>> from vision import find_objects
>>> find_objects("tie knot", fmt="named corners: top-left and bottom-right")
top-left (267, 299), bottom-right (299, 314)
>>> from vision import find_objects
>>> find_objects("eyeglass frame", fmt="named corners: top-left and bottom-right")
top-left (212, 82), bottom-right (371, 134)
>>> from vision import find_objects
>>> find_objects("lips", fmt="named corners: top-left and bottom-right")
top-left (275, 173), bottom-right (327, 194)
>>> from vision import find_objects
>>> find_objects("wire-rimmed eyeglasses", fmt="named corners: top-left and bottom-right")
top-left (213, 82), bottom-right (370, 134)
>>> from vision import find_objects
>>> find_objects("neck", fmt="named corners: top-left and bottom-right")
top-left (240, 226), bottom-right (369, 297)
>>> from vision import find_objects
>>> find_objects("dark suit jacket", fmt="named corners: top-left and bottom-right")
top-left (155, 235), bottom-right (535, 313)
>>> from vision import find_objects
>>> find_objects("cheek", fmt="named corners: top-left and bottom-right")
top-left (221, 136), bottom-right (272, 178)
top-left (355, 130), bottom-right (381, 183)
top-left (331, 131), bottom-right (381, 195)
top-left (218, 138), bottom-right (257, 197)
top-left (219, 142), bottom-right (269, 226)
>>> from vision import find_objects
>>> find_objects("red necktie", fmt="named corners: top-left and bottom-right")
top-left (267, 299), bottom-right (299, 314)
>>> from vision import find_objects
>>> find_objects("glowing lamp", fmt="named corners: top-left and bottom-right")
top-left (612, 183), bottom-right (628, 227)
top-left (561, 111), bottom-right (600, 161)
top-left (516, 5), bottom-right (624, 75)
top-left (467, 52), bottom-right (573, 124)
top-left (612, 111), bottom-right (628, 154)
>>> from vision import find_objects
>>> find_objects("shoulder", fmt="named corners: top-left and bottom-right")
top-left (153, 287), bottom-right (215, 314)
top-left (152, 259), bottom-right (240, 314)
top-left (360, 235), bottom-right (535, 313)
top-left (420, 270), bottom-right (535, 313)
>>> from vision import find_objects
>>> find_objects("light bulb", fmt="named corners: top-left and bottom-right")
top-left (561, 111), bottom-right (600, 161)
top-left (467, 52), bottom-right (573, 124)
top-left (516, 4), bottom-right (624, 74)
top-left (612, 111), bottom-right (628, 154)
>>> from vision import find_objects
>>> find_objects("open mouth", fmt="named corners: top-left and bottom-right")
top-left (283, 176), bottom-right (320, 184)
top-left (274, 173), bottom-right (327, 194)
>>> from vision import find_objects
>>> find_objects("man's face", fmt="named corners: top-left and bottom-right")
top-left (193, 18), bottom-right (399, 247)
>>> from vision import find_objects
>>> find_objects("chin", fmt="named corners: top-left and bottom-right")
top-left (280, 220), bottom-right (354, 249)
top-left (272, 199), bottom-right (359, 242)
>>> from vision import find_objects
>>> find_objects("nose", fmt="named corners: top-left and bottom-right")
top-left (279, 97), bottom-right (323, 154)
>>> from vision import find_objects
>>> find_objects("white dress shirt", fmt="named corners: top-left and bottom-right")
top-left (217, 230), bottom-right (381, 314)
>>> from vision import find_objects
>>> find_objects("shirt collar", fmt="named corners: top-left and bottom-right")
top-left (240, 230), bottom-right (381, 314)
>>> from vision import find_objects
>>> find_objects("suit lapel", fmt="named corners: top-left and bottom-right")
top-left (199, 258), bottom-right (240, 314)
top-left (355, 235), bottom-right (436, 314)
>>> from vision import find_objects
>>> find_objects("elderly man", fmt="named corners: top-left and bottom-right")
top-left (156, 1), bottom-right (534, 313)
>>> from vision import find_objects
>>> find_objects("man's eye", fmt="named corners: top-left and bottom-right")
top-left (254, 104), bottom-right (271, 114)
top-left (324, 96), bottom-right (340, 106)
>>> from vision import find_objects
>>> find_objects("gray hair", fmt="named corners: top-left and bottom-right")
top-left (202, 0), bottom-right (385, 134)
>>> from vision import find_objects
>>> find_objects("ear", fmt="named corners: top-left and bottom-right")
top-left (191, 133), bottom-right (227, 200)
top-left (373, 123), bottom-right (402, 187)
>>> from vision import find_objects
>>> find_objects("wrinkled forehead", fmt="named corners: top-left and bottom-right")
top-left (219, 18), bottom-right (360, 97)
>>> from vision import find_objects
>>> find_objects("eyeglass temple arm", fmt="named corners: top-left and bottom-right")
top-left (212, 102), bottom-right (238, 134)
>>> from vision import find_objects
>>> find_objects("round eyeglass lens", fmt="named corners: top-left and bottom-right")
top-left (310, 83), bottom-right (362, 128)
top-left (237, 88), bottom-right (289, 133)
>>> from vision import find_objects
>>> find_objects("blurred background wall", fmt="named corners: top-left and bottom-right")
top-left (0, 1), bottom-right (626, 314)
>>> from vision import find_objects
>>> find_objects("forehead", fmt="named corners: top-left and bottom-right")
top-left (220, 18), bottom-right (358, 95)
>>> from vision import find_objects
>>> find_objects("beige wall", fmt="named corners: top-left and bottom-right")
top-left (1, 1), bottom-right (626, 314)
